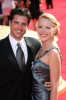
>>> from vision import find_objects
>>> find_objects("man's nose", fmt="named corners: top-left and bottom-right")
top-left (18, 24), bottom-right (22, 29)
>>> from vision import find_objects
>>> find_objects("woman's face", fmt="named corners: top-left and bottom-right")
top-left (37, 18), bottom-right (56, 42)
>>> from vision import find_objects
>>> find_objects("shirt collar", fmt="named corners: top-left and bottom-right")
top-left (9, 35), bottom-right (26, 49)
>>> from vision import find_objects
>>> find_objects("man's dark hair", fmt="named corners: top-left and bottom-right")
top-left (10, 8), bottom-right (31, 24)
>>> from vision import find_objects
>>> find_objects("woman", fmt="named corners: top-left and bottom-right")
top-left (2, 0), bottom-right (16, 25)
top-left (46, 0), bottom-right (53, 9)
top-left (29, 0), bottom-right (43, 31)
top-left (31, 13), bottom-right (62, 100)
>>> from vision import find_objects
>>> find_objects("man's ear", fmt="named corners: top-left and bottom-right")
top-left (9, 20), bottom-right (11, 27)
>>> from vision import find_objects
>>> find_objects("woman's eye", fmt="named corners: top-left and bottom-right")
top-left (46, 26), bottom-right (51, 29)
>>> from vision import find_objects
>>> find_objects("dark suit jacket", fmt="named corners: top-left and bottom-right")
top-left (0, 36), bottom-right (41, 100)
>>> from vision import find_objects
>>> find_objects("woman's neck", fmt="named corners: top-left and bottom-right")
top-left (41, 38), bottom-right (57, 52)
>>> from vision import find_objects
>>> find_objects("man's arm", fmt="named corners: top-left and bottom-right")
top-left (44, 82), bottom-right (52, 91)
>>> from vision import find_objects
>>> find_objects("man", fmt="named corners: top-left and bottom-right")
top-left (0, 8), bottom-right (50, 100)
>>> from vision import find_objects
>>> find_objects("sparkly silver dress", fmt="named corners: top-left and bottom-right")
top-left (31, 47), bottom-right (62, 100)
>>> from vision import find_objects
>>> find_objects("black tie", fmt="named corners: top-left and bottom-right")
top-left (16, 43), bottom-right (25, 71)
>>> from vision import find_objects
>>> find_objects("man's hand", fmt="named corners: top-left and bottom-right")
top-left (44, 82), bottom-right (52, 91)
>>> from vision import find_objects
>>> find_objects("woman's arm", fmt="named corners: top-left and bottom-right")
top-left (49, 49), bottom-right (61, 100)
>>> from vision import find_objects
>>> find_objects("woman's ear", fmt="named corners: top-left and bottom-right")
top-left (54, 28), bottom-right (57, 35)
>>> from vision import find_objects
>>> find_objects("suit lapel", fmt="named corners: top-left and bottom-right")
top-left (23, 37), bottom-right (35, 71)
top-left (2, 36), bottom-right (20, 71)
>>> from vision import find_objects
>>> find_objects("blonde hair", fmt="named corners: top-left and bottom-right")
top-left (39, 13), bottom-right (60, 35)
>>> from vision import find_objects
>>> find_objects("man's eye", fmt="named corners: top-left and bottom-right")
top-left (14, 21), bottom-right (18, 24)
top-left (38, 26), bottom-right (42, 28)
top-left (22, 23), bottom-right (26, 26)
top-left (22, 23), bottom-right (27, 26)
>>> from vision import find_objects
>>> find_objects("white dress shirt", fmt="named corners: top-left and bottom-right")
top-left (9, 35), bottom-right (28, 64)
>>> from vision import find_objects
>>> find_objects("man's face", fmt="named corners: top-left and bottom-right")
top-left (9, 15), bottom-right (28, 41)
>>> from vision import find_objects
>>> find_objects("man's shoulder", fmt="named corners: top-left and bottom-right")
top-left (24, 37), bottom-right (40, 44)
top-left (0, 36), bottom-right (9, 46)
top-left (24, 37), bottom-right (41, 55)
